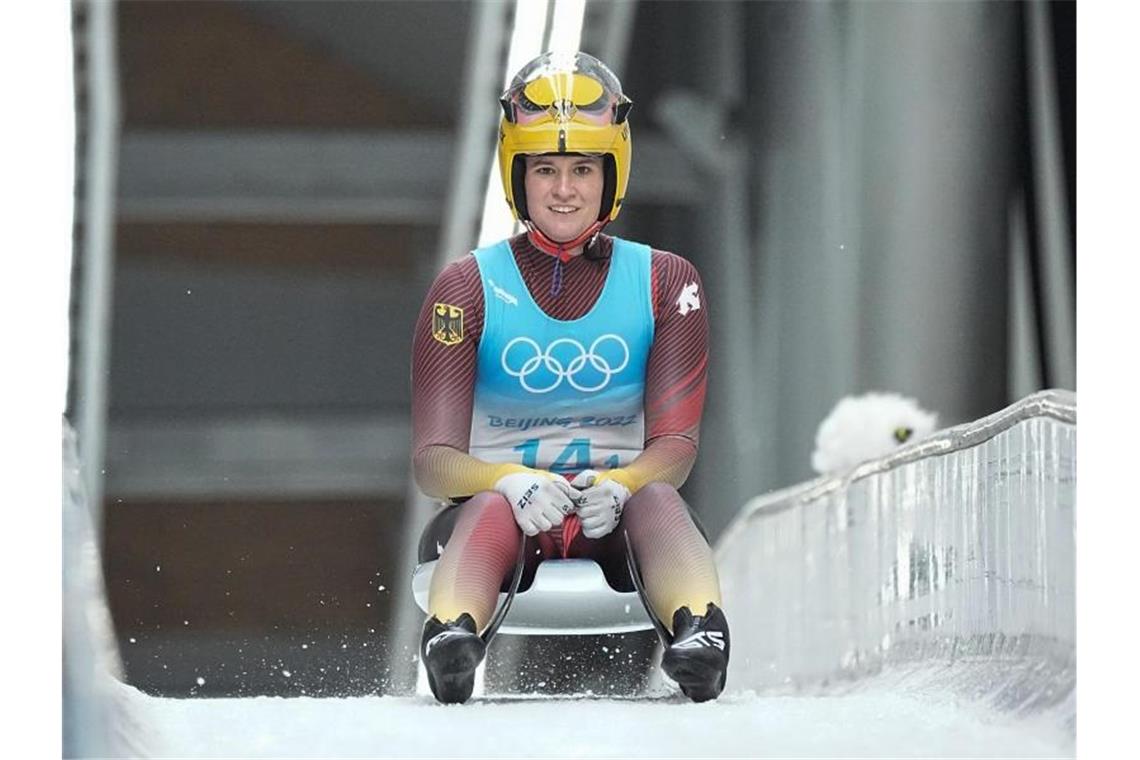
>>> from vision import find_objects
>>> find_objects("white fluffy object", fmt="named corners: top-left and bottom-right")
top-left (811, 392), bottom-right (939, 476)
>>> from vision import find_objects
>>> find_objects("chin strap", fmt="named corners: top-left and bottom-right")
top-left (524, 219), bottom-right (607, 262)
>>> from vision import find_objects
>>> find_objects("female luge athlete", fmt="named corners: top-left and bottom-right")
top-left (411, 51), bottom-right (729, 704)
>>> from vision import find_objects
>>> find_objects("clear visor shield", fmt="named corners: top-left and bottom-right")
top-left (503, 52), bottom-right (630, 127)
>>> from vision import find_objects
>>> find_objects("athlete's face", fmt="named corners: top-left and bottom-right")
top-left (524, 154), bottom-right (604, 248)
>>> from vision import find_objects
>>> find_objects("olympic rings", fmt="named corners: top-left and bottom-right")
top-left (501, 334), bottom-right (630, 394)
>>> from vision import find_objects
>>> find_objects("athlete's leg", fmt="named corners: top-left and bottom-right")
top-left (617, 482), bottom-right (729, 702)
top-left (620, 482), bottom-right (722, 631)
top-left (422, 491), bottom-right (523, 703)
top-left (427, 490), bottom-right (520, 630)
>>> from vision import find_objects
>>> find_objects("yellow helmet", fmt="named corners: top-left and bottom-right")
top-left (498, 51), bottom-right (633, 224)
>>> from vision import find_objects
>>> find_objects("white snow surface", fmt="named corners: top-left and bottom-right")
top-left (126, 680), bottom-right (1072, 759)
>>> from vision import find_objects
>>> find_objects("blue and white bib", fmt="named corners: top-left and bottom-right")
top-left (468, 237), bottom-right (654, 474)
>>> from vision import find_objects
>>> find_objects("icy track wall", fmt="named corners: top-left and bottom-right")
top-left (64, 421), bottom-right (152, 758)
top-left (716, 390), bottom-right (1076, 732)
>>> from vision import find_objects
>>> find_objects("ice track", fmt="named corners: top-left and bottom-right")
top-left (127, 680), bottom-right (1071, 759)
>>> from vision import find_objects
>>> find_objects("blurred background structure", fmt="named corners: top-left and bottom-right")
top-left (67, 0), bottom-right (1074, 701)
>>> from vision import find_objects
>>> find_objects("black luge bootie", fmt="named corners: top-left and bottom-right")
top-left (421, 612), bottom-right (485, 704)
top-left (661, 602), bottom-right (730, 703)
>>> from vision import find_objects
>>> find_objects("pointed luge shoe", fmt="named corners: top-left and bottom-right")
top-left (421, 612), bottom-right (485, 704)
top-left (661, 602), bottom-right (730, 703)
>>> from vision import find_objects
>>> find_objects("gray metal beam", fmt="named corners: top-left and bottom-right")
top-left (104, 414), bottom-right (410, 500)
top-left (117, 130), bottom-right (452, 224)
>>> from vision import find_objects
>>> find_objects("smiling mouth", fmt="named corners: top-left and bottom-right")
top-left (549, 206), bottom-right (579, 214)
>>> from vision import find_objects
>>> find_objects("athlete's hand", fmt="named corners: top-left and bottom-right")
top-left (494, 470), bottom-right (579, 536)
top-left (569, 469), bottom-right (600, 490)
top-left (573, 471), bottom-right (631, 539)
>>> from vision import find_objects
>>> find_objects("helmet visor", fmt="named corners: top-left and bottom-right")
top-left (503, 52), bottom-right (628, 127)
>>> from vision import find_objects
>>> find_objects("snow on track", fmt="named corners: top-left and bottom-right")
top-left (132, 682), bottom-right (1071, 758)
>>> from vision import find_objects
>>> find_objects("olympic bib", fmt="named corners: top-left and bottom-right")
top-left (468, 238), bottom-right (654, 472)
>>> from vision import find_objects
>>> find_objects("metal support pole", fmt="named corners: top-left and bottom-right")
top-left (75, 0), bottom-right (121, 545)
top-left (653, 3), bottom-right (756, 534)
top-left (595, 0), bottom-right (637, 75)
top-left (1026, 0), bottom-right (1075, 390)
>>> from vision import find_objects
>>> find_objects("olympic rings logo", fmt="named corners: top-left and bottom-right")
top-left (501, 334), bottom-right (630, 394)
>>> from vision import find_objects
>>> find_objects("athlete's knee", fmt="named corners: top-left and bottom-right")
top-left (455, 491), bottom-right (516, 532)
top-left (625, 481), bottom-right (685, 515)
top-left (635, 481), bottom-right (682, 501)
top-left (439, 491), bottom-right (519, 570)
top-left (623, 481), bottom-right (707, 538)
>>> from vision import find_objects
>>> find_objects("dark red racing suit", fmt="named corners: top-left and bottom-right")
top-left (411, 233), bottom-right (720, 630)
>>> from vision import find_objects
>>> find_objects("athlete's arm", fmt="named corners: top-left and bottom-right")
top-left (599, 251), bottom-right (708, 492)
top-left (414, 445), bottom-right (535, 502)
top-left (411, 258), bottom-right (531, 499)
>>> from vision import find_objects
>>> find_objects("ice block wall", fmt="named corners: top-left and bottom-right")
top-left (716, 390), bottom-right (1076, 726)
